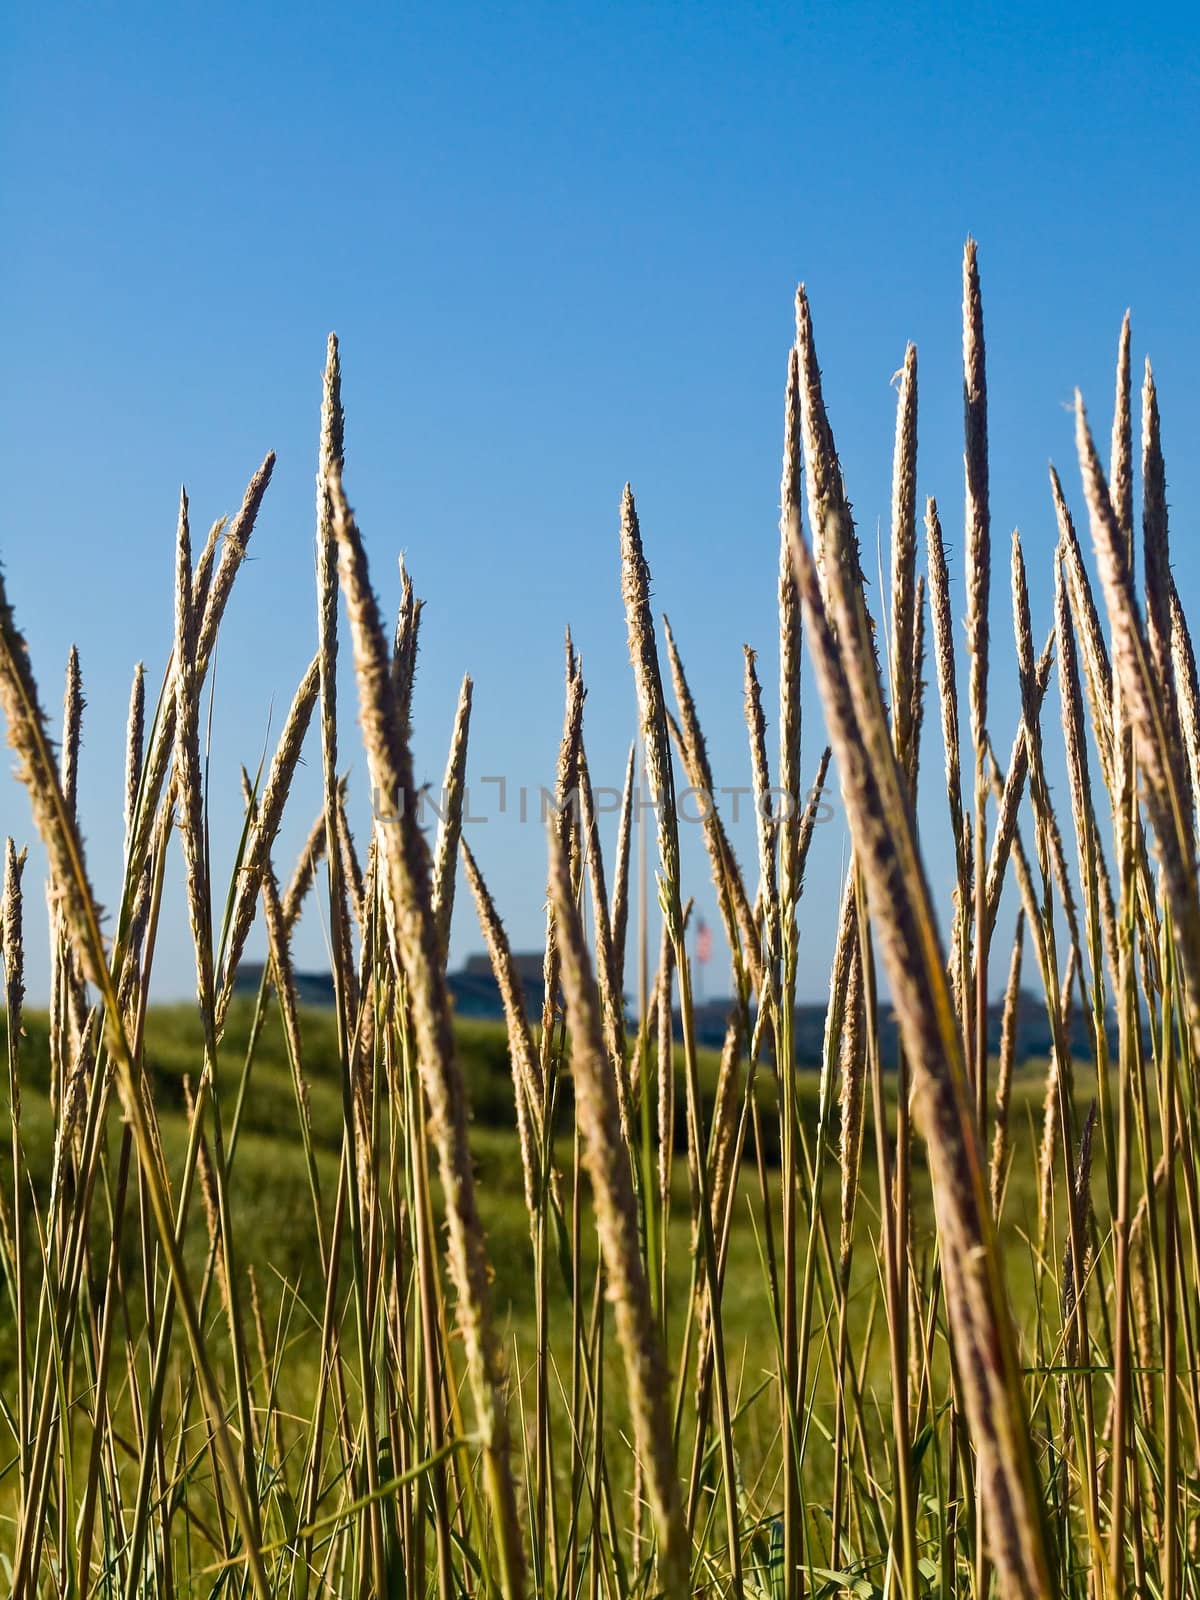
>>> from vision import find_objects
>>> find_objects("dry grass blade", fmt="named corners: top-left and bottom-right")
top-left (908, 572), bottom-right (928, 793)
top-left (260, 866), bottom-right (317, 1153)
top-left (313, 329), bottom-right (346, 891)
top-left (327, 462), bottom-right (526, 1600)
top-left (1140, 361), bottom-right (1178, 747)
top-left (837, 934), bottom-right (865, 1271)
top-left (2, 839), bottom-right (25, 1033)
top-left (461, 837), bottom-right (544, 1211)
top-left (0, 579), bottom-right (106, 991)
top-left (123, 662), bottom-right (145, 857)
top-left (1055, 555), bottom-right (1103, 948)
top-left (282, 795), bottom-right (332, 933)
top-left (989, 912), bottom-right (1025, 1216)
top-left (392, 557), bottom-right (424, 739)
top-left (577, 740), bottom-right (632, 1144)
top-left (1051, 466), bottom-right (1114, 788)
top-left (173, 488), bottom-right (211, 989)
top-left (1110, 311), bottom-right (1133, 552)
top-left (1168, 577), bottom-right (1200, 817)
top-left (547, 824), bottom-right (689, 1600)
top-left (191, 514), bottom-right (226, 620)
top-left (609, 739), bottom-right (636, 978)
top-left (925, 496), bottom-right (967, 870)
top-left (60, 646), bottom-right (84, 821)
top-left (791, 519), bottom-right (1050, 1595)
top-left (890, 342), bottom-right (919, 775)
top-left (623, 486), bottom-right (744, 1595)
top-left (708, 1006), bottom-right (745, 1247)
top-left (663, 617), bottom-right (760, 996)
top-left (779, 345), bottom-right (803, 900)
top-left (1060, 1099), bottom-right (1098, 1332)
top-left (126, 452), bottom-right (275, 884)
top-left (432, 672), bottom-right (473, 959)
top-left (789, 287), bottom-right (1051, 1597)
top-left (2, 830), bottom-right (26, 1444)
top-left (795, 745), bottom-right (832, 897)
top-left (184, 1074), bottom-right (227, 1309)
top-left (216, 654), bottom-right (321, 1024)
top-left (656, 913), bottom-right (676, 1221)
top-left (1073, 397), bottom-right (1200, 1024)
top-left (794, 290), bottom-right (858, 612)
top-left (743, 645), bottom-right (777, 978)
top-left (963, 238), bottom-right (990, 754)
top-left (336, 783), bottom-right (366, 932)
top-left (197, 453), bottom-right (276, 671)
top-left (624, 555), bottom-right (679, 914)
top-left (538, 656), bottom-right (584, 1079)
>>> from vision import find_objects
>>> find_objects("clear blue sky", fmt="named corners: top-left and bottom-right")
top-left (3, 2), bottom-right (1198, 1004)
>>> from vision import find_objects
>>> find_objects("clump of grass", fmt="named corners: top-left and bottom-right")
top-left (1, 243), bottom-right (1198, 1600)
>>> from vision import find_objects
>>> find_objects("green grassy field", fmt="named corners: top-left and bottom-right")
top-left (1, 1000), bottom-right (1075, 1543)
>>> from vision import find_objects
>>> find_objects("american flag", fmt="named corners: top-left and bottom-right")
top-left (695, 916), bottom-right (712, 965)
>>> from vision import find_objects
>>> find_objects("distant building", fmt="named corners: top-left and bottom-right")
top-left (451, 953), bottom-right (545, 1020)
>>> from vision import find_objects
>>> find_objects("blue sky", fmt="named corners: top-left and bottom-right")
top-left (2, 2), bottom-right (1198, 1003)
